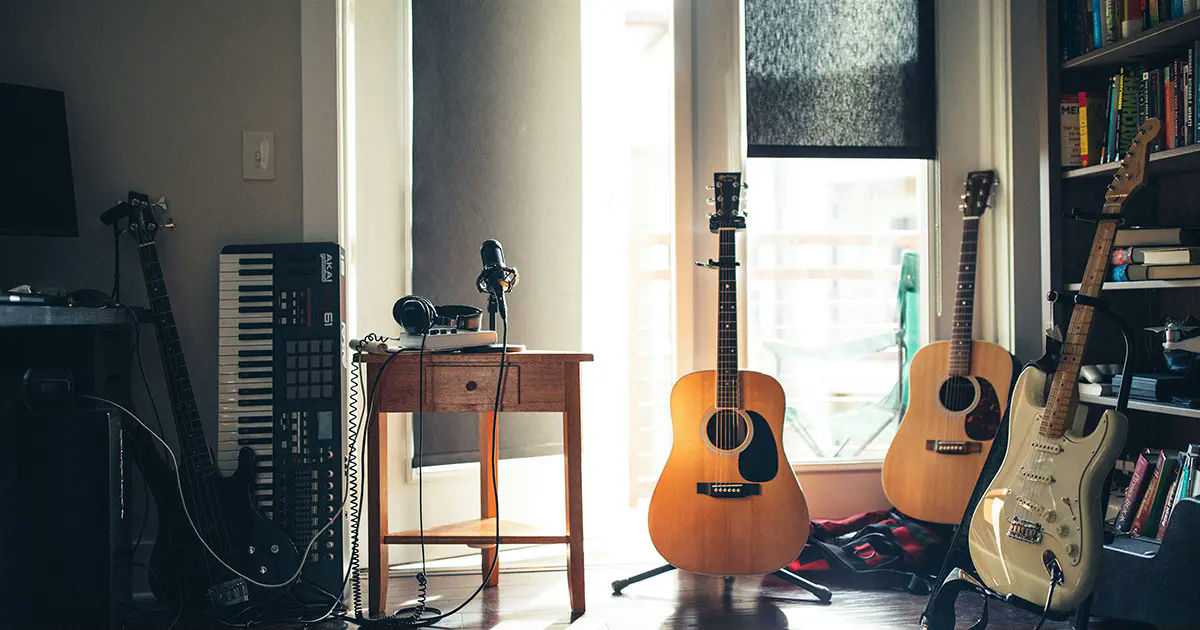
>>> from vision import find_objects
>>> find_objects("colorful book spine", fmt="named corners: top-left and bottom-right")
top-left (1063, 96), bottom-right (1083, 166)
top-left (1156, 470), bottom-right (1182, 540)
top-left (1131, 450), bottom-right (1169, 536)
top-left (1166, 63), bottom-right (1177, 149)
top-left (1081, 91), bottom-right (1094, 166)
top-left (1151, 68), bottom-right (1164, 151)
top-left (1112, 263), bottom-right (1131, 281)
top-left (1190, 46), bottom-right (1197, 145)
top-left (1124, 0), bottom-right (1144, 37)
top-left (1119, 69), bottom-right (1140, 155)
top-left (1112, 247), bottom-right (1133, 265)
top-left (1096, 0), bottom-right (1107, 48)
top-left (1106, 0), bottom-right (1120, 43)
top-left (1150, 0), bottom-right (1161, 27)
top-left (1116, 449), bottom-right (1159, 532)
top-left (1107, 75), bottom-right (1120, 160)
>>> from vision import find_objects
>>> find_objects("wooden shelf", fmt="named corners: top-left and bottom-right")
top-left (1079, 393), bottom-right (1200, 419)
top-left (1065, 279), bottom-right (1200, 290)
top-left (1063, 144), bottom-right (1200, 179)
top-left (383, 518), bottom-right (568, 547)
top-left (1062, 11), bottom-right (1200, 72)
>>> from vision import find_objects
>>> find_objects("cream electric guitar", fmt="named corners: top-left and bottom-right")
top-left (647, 172), bottom-right (810, 576)
top-left (968, 118), bottom-right (1159, 611)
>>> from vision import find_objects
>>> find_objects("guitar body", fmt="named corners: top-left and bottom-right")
top-left (882, 340), bottom-right (1014, 524)
top-left (143, 446), bottom-right (299, 614)
top-left (648, 369), bottom-right (810, 576)
top-left (968, 365), bottom-right (1126, 611)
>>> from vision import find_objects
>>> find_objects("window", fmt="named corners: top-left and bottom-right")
top-left (745, 158), bottom-right (928, 463)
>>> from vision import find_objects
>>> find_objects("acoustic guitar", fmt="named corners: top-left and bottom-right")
top-left (882, 170), bottom-right (1014, 525)
top-left (967, 119), bottom-right (1158, 612)
top-left (647, 172), bottom-right (810, 576)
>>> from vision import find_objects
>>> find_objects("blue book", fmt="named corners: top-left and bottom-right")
top-left (1112, 264), bottom-right (1130, 281)
top-left (1175, 0), bottom-right (1184, 19)
top-left (1093, 0), bottom-right (1104, 48)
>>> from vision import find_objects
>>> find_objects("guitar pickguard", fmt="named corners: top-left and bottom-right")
top-left (964, 377), bottom-right (1003, 441)
top-left (738, 410), bottom-right (778, 482)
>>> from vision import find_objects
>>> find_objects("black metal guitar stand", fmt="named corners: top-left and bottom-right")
top-left (921, 289), bottom-right (1134, 630)
top-left (611, 564), bottom-right (833, 603)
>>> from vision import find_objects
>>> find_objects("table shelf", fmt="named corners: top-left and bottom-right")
top-left (384, 517), bottom-right (568, 547)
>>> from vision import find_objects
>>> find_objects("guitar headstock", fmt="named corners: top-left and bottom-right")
top-left (960, 170), bottom-right (997, 218)
top-left (102, 190), bottom-right (173, 244)
top-left (707, 172), bottom-right (746, 233)
top-left (1106, 117), bottom-right (1161, 204)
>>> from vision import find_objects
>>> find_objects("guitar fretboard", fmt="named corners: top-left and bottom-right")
top-left (716, 227), bottom-right (740, 408)
top-left (1040, 200), bottom-right (1123, 439)
top-left (948, 216), bottom-right (980, 376)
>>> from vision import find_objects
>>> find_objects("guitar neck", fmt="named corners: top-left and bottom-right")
top-left (135, 239), bottom-right (214, 478)
top-left (948, 216), bottom-right (980, 375)
top-left (1041, 200), bottom-right (1124, 438)
top-left (716, 227), bottom-right (740, 408)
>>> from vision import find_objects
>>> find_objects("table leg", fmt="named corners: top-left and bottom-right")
top-left (563, 363), bottom-right (585, 613)
top-left (368, 409), bottom-right (389, 615)
top-left (480, 411), bottom-right (499, 586)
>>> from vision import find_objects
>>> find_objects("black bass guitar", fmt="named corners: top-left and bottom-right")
top-left (116, 192), bottom-right (298, 618)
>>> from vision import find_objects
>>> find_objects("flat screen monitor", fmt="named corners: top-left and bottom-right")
top-left (0, 83), bottom-right (78, 237)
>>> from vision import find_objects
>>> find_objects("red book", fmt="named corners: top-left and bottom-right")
top-left (1156, 471), bottom-right (1182, 541)
top-left (1112, 247), bottom-right (1134, 265)
top-left (1131, 450), bottom-right (1168, 536)
top-left (1116, 449), bottom-right (1159, 533)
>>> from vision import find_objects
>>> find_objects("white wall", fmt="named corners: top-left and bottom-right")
top-left (0, 0), bottom-right (304, 445)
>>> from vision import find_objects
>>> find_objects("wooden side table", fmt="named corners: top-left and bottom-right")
top-left (359, 350), bottom-right (593, 615)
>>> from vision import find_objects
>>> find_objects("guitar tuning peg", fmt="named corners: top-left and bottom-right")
top-left (152, 196), bottom-right (169, 211)
top-left (741, 182), bottom-right (749, 189)
top-left (705, 184), bottom-right (714, 190)
top-left (162, 217), bottom-right (177, 230)
top-left (706, 197), bottom-right (715, 205)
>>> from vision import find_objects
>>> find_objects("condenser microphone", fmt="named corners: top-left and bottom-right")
top-left (476, 239), bottom-right (518, 321)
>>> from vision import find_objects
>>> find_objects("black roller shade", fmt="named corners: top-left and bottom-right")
top-left (745, 0), bottom-right (935, 159)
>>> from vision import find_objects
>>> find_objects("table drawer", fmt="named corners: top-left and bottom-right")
top-left (429, 364), bottom-right (520, 411)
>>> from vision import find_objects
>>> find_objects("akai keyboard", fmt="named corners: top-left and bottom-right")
top-left (217, 242), bottom-right (345, 599)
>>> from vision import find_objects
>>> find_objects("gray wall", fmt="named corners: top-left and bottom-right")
top-left (412, 0), bottom-right (583, 464)
top-left (0, 1), bottom-right (304, 443)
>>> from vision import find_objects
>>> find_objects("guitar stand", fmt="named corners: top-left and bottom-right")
top-left (921, 289), bottom-right (1134, 630)
top-left (611, 564), bottom-right (833, 604)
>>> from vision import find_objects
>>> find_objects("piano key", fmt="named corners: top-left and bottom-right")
top-left (219, 253), bottom-right (273, 263)
top-left (237, 322), bottom-right (274, 330)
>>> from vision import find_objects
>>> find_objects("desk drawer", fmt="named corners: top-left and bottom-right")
top-left (429, 364), bottom-right (520, 411)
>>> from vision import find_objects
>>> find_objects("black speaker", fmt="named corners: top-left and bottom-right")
top-left (0, 408), bottom-right (130, 626)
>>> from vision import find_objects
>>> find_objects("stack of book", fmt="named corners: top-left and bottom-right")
top-left (1061, 45), bottom-right (1200, 166)
top-left (1060, 0), bottom-right (1197, 61)
top-left (1110, 227), bottom-right (1200, 281)
top-left (1114, 445), bottom-right (1200, 541)
top-left (1111, 372), bottom-right (1200, 401)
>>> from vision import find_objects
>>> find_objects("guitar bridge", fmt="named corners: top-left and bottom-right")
top-left (925, 440), bottom-right (983, 454)
top-left (206, 578), bottom-right (250, 608)
top-left (697, 482), bottom-right (760, 498)
top-left (1007, 516), bottom-right (1043, 544)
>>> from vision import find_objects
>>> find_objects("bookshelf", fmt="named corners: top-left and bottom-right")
top-left (1047, 4), bottom-right (1200, 626)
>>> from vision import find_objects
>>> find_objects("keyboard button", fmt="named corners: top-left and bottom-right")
top-left (322, 354), bottom-right (333, 368)
top-left (298, 372), bottom-right (309, 384)
top-left (287, 387), bottom-right (297, 400)
top-left (287, 372), bottom-right (297, 384)
top-left (298, 340), bottom-right (310, 353)
top-left (322, 339), bottom-right (334, 352)
top-left (323, 385), bottom-right (334, 398)
top-left (287, 341), bottom-right (297, 354)
top-left (286, 356), bottom-right (296, 369)
top-left (298, 356), bottom-right (309, 368)
top-left (322, 369), bottom-right (333, 383)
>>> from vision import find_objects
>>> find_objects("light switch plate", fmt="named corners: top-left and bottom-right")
top-left (242, 131), bottom-right (275, 180)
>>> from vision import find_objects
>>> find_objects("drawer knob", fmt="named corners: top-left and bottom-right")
top-left (465, 380), bottom-right (478, 391)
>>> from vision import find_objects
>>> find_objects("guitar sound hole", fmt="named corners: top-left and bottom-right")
top-left (939, 376), bottom-right (976, 412)
top-left (705, 410), bottom-right (749, 451)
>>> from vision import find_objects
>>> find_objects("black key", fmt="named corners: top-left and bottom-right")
top-left (238, 284), bottom-right (273, 292)
top-left (238, 295), bottom-right (274, 303)
top-left (239, 322), bottom-right (273, 330)
top-left (239, 333), bottom-right (272, 341)
top-left (239, 306), bottom-right (274, 313)
top-left (238, 349), bottom-right (273, 357)
top-left (238, 360), bottom-right (273, 368)
top-left (238, 370), bottom-right (272, 379)
top-left (239, 257), bottom-right (273, 265)
top-left (236, 416), bottom-right (272, 424)
top-left (238, 387), bottom-right (273, 396)
top-left (237, 399), bottom-right (271, 407)
top-left (238, 437), bottom-right (274, 446)
top-left (254, 454), bottom-right (272, 461)
top-left (238, 269), bottom-right (273, 276)
top-left (238, 426), bottom-right (273, 435)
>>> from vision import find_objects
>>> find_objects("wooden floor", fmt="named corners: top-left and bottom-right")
top-left (322, 566), bottom-right (1083, 630)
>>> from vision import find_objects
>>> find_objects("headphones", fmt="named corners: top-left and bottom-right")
top-left (392, 296), bottom-right (482, 335)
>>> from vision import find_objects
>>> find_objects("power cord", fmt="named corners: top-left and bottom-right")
top-left (348, 320), bottom-right (509, 627)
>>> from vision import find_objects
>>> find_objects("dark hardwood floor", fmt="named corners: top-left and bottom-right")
top-left (317, 566), bottom-right (1081, 629)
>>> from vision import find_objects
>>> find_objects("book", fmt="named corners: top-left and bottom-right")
top-left (1156, 469), bottom-right (1182, 540)
top-left (1166, 62), bottom-right (1177, 149)
top-left (1078, 382), bottom-right (1115, 396)
top-left (1150, 0), bottom-right (1161, 27)
top-left (1114, 227), bottom-right (1200, 246)
top-left (1107, 74), bottom-right (1121, 159)
top-left (1096, 0), bottom-right (1107, 49)
top-left (1116, 263), bottom-right (1200, 280)
top-left (1123, 0), bottom-right (1144, 36)
top-left (1150, 67), bottom-right (1164, 151)
top-left (1116, 449), bottom-right (1160, 532)
top-left (1106, 0), bottom-right (1120, 44)
top-left (1174, 0), bottom-right (1184, 17)
top-left (1131, 449), bottom-right (1179, 537)
top-left (1112, 373), bottom-right (1200, 399)
top-left (1188, 444), bottom-right (1200, 498)
top-left (1188, 47), bottom-right (1195, 146)
top-left (1125, 246), bottom-right (1200, 264)
top-left (1119, 69), bottom-right (1141, 156)
top-left (1081, 91), bottom-right (1097, 166)
top-left (1062, 96), bottom-right (1083, 167)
